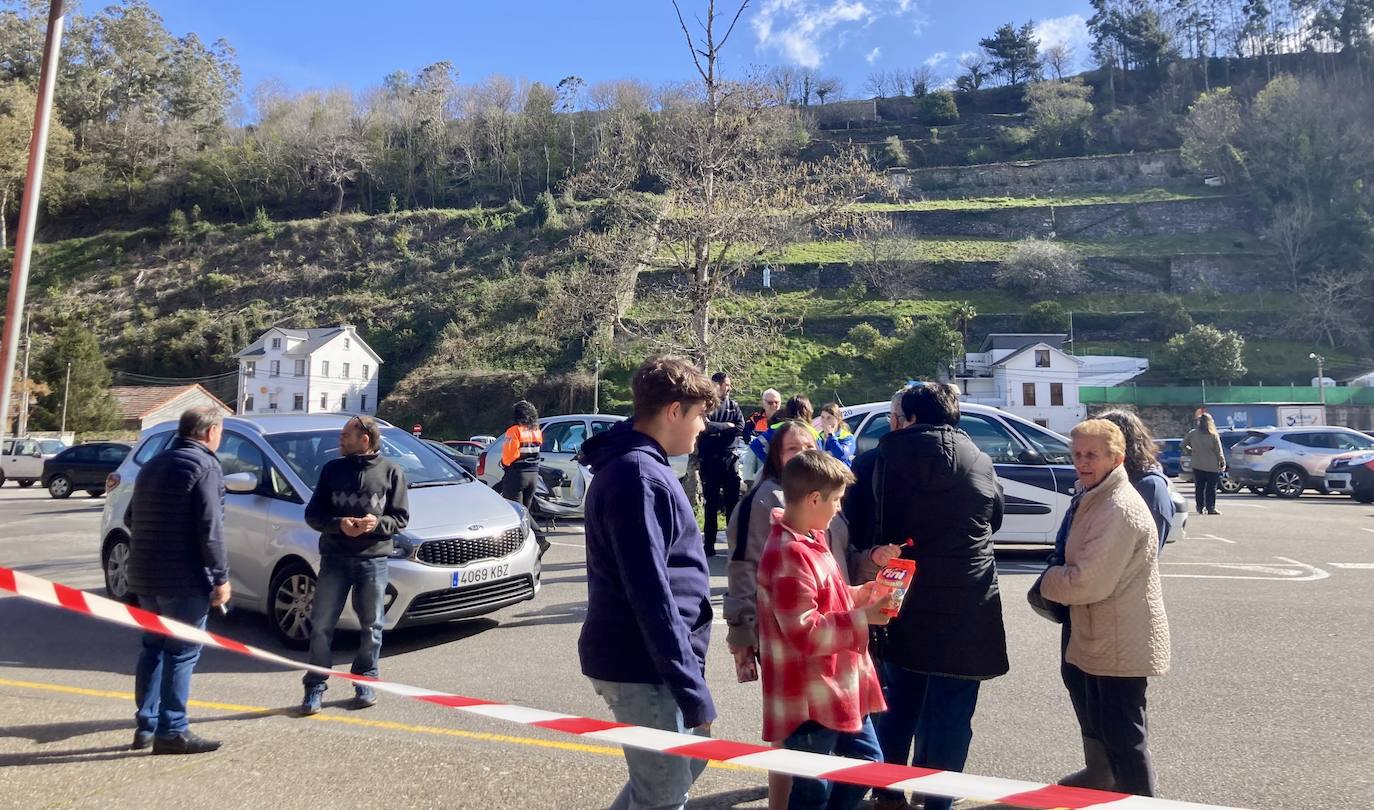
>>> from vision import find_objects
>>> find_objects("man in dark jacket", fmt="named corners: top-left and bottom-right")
top-left (863, 383), bottom-right (1008, 810)
top-left (578, 355), bottom-right (718, 810)
top-left (300, 415), bottom-right (409, 716)
top-left (697, 371), bottom-right (745, 556)
top-left (127, 406), bottom-right (231, 755)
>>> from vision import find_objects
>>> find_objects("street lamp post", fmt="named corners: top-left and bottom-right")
top-left (1310, 352), bottom-right (1326, 407)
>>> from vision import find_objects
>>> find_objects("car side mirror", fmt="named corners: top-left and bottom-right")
top-left (224, 472), bottom-right (259, 493)
top-left (30, 449), bottom-right (43, 457)
top-left (1017, 448), bottom-right (1046, 465)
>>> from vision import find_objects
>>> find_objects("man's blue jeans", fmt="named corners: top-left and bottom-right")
top-left (783, 716), bottom-right (883, 810)
top-left (589, 678), bottom-right (708, 810)
top-left (303, 555), bottom-right (388, 691)
top-left (134, 593), bottom-right (210, 737)
top-left (875, 664), bottom-right (981, 810)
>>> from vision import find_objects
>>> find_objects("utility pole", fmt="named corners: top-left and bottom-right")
top-left (0, 1), bottom-right (65, 449)
top-left (16, 315), bottom-right (30, 437)
top-left (1310, 352), bottom-right (1326, 407)
top-left (592, 357), bottom-right (601, 415)
top-left (59, 361), bottom-right (70, 433)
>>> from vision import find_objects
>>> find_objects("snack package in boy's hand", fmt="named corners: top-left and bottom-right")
top-left (875, 558), bottom-right (917, 617)
top-left (733, 648), bottom-right (759, 683)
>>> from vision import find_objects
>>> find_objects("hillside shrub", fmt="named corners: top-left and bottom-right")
top-left (846, 322), bottom-right (883, 352)
top-left (994, 239), bottom-right (1083, 293)
top-left (883, 136), bottom-right (910, 168)
top-left (919, 91), bottom-right (959, 125)
top-left (534, 191), bottom-right (565, 230)
top-left (1155, 296), bottom-right (1194, 340)
top-left (1165, 324), bottom-right (1247, 382)
top-left (1021, 301), bottom-right (1070, 332)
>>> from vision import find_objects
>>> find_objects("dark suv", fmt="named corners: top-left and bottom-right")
top-left (42, 442), bottom-right (131, 499)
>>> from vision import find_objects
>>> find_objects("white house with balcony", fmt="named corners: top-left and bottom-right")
top-left (954, 334), bottom-right (1148, 433)
top-left (234, 325), bottom-right (382, 416)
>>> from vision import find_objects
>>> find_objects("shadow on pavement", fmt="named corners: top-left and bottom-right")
top-left (0, 744), bottom-right (147, 767)
top-left (0, 707), bottom-right (289, 746)
top-left (686, 787), bottom-right (769, 808)
top-left (493, 600), bottom-right (587, 629)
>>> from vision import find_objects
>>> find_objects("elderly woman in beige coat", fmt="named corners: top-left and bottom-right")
top-left (1041, 419), bottom-right (1170, 797)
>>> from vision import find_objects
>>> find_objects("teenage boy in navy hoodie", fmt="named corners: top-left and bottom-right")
top-left (578, 355), bottom-right (720, 810)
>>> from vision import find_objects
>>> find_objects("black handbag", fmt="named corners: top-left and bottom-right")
top-left (1027, 569), bottom-right (1070, 624)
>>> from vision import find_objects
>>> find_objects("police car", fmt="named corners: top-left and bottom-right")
top-left (841, 401), bottom-right (1188, 545)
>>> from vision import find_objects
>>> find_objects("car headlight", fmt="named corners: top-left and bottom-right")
top-left (508, 501), bottom-right (536, 542)
top-left (1341, 452), bottom-right (1374, 467)
top-left (389, 536), bottom-right (417, 560)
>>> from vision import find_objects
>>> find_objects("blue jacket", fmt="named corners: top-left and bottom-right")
top-left (819, 426), bottom-right (857, 467)
top-left (127, 437), bottom-right (228, 596)
top-left (577, 421), bottom-right (716, 728)
top-left (1132, 468), bottom-right (1175, 551)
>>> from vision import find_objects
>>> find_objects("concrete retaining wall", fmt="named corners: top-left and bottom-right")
top-left (884, 197), bottom-right (1250, 239)
top-left (889, 151), bottom-right (1189, 198)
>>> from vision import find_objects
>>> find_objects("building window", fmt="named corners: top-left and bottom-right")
top-left (270, 360), bottom-right (280, 377)
top-left (360, 394), bottom-right (368, 412)
top-left (320, 393), bottom-right (328, 410)
top-left (1035, 349), bottom-right (1051, 368)
top-left (321, 360), bottom-right (330, 377)
top-left (245, 361), bottom-right (256, 378)
top-left (292, 394), bottom-right (304, 411)
top-left (344, 338), bottom-right (351, 350)
top-left (1035, 419), bottom-right (1049, 428)
top-left (362, 364), bottom-right (369, 379)
top-left (342, 362), bottom-right (351, 379)
top-left (1022, 382), bottom-right (1037, 406)
top-left (243, 395), bottom-right (254, 412)
top-left (1050, 383), bottom-right (1064, 406)
top-left (294, 359), bottom-right (305, 376)
top-left (268, 393), bottom-right (279, 411)
top-left (271, 337), bottom-right (281, 349)
top-left (341, 394), bottom-right (348, 411)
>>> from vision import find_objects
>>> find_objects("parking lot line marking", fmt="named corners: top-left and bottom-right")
top-left (1330, 563), bottom-right (1374, 569)
top-left (1199, 533), bottom-right (1237, 544)
top-left (1215, 502), bottom-right (1268, 509)
top-left (0, 675), bottom-right (751, 770)
top-left (1361, 528), bottom-right (1374, 535)
top-left (1159, 556), bottom-right (1329, 582)
top-left (546, 540), bottom-right (585, 549)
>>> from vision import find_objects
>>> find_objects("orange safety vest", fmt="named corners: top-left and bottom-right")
top-left (502, 425), bottom-right (543, 468)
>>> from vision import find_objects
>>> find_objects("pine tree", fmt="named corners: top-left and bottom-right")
top-left (30, 326), bottom-right (122, 432)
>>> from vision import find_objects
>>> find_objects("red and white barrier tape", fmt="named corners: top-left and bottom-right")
top-left (0, 564), bottom-right (1247, 810)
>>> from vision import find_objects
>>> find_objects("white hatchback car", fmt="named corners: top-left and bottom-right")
top-left (100, 414), bottom-right (542, 648)
top-left (840, 401), bottom-right (1188, 545)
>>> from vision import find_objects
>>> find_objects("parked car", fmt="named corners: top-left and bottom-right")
top-left (1154, 439), bottom-right (1183, 477)
top-left (100, 415), bottom-right (542, 648)
top-left (1324, 450), bottom-right (1374, 503)
top-left (1228, 426), bottom-right (1374, 498)
top-left (0, 436), bottom-right (68, 487)
top-left (1179, 429), bottom-right (1252, 494)
top-left (443, 440), bottom-right (487, 458)
top-left (840, 402), bottom-right (1188, 546)
top-left (469, 435), bottom-right (498, 447)
top-left (42, 441), bottom-right (131, 499)
top-left (475, 414), bottom-right (690, 516)
top-left (425, 439), bottom-right (478, 475)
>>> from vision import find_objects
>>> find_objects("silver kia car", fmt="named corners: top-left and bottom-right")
top-left (100, 414), bottom-right (542, 647)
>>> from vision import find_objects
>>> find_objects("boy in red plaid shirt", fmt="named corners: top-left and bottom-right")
top-left (757, 450), bottom-right (890, 810)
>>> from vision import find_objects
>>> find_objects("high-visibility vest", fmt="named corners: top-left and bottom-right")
top-left (502, 425), bottom-right (543, 467)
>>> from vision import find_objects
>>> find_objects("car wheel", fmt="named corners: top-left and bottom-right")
top-left (1219, 476), bottom-right (1241, 494)
top-left (48, 475), bottom-right (72, 499)
top-left (1354, 489), bottom-right (1374, 504)
top-left (102, 535), bottom-right (137, 604)
top-left (1269, 467), bottom-right (1306, 499)
top-left (0, 470), bottom-right (6, 487)
top-left (18, 479), bottom-right (34, 488)
top-left (269, 561), bottom-right (316, 650)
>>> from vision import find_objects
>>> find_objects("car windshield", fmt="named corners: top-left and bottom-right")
top-left (38, 440), bottom-right (67, 454)
top-left (267, 428), bottom-right (470, 490)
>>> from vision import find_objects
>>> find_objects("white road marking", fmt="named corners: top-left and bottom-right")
top-left (1215, 502), bottom-right (1268, 509)
top-left (1160, 556), bottom-right (1329, 582)
top-left (546, 541), bottom-right (585, 549)
top-left (1329, 563), bottom-right (1374, 570)
top-left (1199, 533), bottom-right (1237, 544)
top-left (1361, 528), bottom-right (1374, 535)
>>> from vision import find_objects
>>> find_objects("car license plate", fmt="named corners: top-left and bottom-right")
top-left (452, 562), bottom-right (510, 588)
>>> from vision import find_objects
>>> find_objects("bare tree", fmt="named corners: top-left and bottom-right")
top-left (901, 64), bottom-right (940, 96)
top-left (571, 0), bottom-right (889, 369)
top-left (956, 52), bottom-right (992, 93)
top-left (865, 70), bottom-right (895, 98)
top-left (815, 76), bottom-right (843, 104)
top-left (1044, 42), bottom-right (1075, 80)
top-left (1290, 270), bottom-right (1373, 350)
top-left (1263, 199), bottom-right (1316, 288)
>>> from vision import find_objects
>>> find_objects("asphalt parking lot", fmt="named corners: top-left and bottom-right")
top-left (1, 483), bottom-right (1372, 809)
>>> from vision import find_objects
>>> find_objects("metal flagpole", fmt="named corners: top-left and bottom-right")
top-left (0, 0), bottom-right (65, 446)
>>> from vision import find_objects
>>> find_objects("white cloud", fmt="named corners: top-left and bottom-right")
top-left (753, 0), bottom-right (922, 69)
top-left (1034, 14), bottom-right (1091, 68)
top-left (865, 46), bottom-right (882, 64)
top-left (923, 51), bottom-right (947, 69)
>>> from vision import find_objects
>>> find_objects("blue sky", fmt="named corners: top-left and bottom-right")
top-left (148, 1), bottom-right (1096, 101)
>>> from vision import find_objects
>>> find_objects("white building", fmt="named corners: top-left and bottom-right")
top-left (954, 334), bottom-right (1148, 434)
top-left (234, 326), bottom-right (382, 416)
